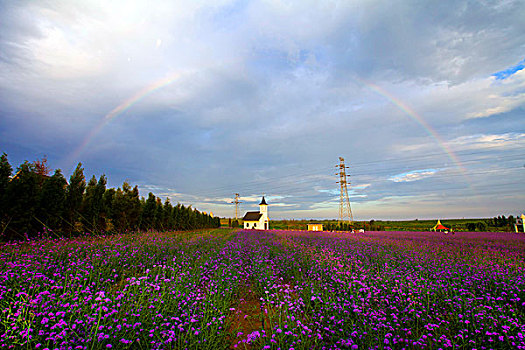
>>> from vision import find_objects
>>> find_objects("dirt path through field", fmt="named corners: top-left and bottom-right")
top-left (227, 282), bottom-right (267, 349)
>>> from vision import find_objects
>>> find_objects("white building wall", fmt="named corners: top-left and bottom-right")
top-left (245, 221), bottom-right (258, 229)
top-left (244, 199), bottom-right (270, 230)
top-left (259, 203), bottom-right (268, 230)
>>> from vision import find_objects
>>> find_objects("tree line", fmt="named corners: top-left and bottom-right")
top-left (0, 153), bottom-right (220, 241)
top-left (466, 215), bottom-right (517, 232)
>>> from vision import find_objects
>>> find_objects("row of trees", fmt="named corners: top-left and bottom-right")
top-left (466, 216), bottom-right (516, 232)
top-left (466, 222), bottom-right (488, 232)
top-left (0, 153), bottom-right (220, 241)
top-left (488, 215), bottom-right (516, 229)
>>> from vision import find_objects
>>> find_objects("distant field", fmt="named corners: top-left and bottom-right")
top-left (1, 228), bottom-right (524, 349)
top-left (221, 218), bottom-right (517, 232)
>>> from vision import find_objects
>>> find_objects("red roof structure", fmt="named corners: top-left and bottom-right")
top-left (431, 220), bottom-right (449, 231)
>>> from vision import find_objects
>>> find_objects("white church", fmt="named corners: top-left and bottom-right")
top-left (242, 197), bottom-right (269, 230)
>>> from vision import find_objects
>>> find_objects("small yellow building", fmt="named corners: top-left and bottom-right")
top-left (307, 223), bottom-right (323, 231)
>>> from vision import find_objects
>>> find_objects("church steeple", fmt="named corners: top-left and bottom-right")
top-left (259, 196), bottom-right (268, 229)
top-left (259, 196), bottom-right (267, 215)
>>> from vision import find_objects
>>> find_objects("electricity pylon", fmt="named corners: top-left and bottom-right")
top-left (231, 193), bottom-right (242, 219)
top-left (335, 157), bottom-right (354, 224)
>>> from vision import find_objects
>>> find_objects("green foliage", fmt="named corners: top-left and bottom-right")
top-left (81, 174), bottom-right (108, 233)
top-left (153, 197), bottom-right (164, 230)
top-left (65, 162), bottom-right (86, 232)
top-left (141, 192), bottom-right (157, 230)
top-left (37, 169), bottom-right (67, 234)
top-left (110, 182), bottom-right (141, 232)
top-left (0, 153), bottom-right (220, 241)
top-left (0, 152), bottom-right (13, 228)
top-left (163, 197), bottom-right (173, 229)
top-left (94, 175), bottom-right (107, 229)
top-left (476, 221), bottom-right (487, 232)
top-left (0, 152), bottom-right (12, 189)
top-left (4, 162), bottom-right (40, 240)
top-left (102, 187), bottom-right (116, 229)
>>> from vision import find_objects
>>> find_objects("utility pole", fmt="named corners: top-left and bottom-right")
top-left (335, 157), bottom-right (354, 224)
top-left (231, 193), bottom-right (242, 220)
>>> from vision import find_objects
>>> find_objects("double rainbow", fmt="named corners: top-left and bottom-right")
top-left (68, 73), bottom-right (468, 184)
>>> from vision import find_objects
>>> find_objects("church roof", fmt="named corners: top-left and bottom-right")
top-left (259, 196), bottom-right (267, 205)
top-left (243, 212), bottom-right (262, 221)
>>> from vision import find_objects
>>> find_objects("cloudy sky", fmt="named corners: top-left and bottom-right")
top-left (1, 0), bottom-right (524, 220)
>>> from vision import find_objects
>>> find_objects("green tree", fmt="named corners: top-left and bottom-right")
top-left (111, 182), bottom-right (141, 232)
top-left (508, 215), bottom-right (515, 229)
top-left (126, 184), bottom-right (141, 230)
top-left (141, 193), bottom-right (157, 230)
top-left (4, 162), bottom-right (39, 240)
top-left (179, 204), bottom-right (189, 230)
top-left (172, 203), bottom-right (182, 230)
top-left (111, 188), bottom-right (127, 231)
top-left (80, 174), bottom-right (107, 233)
top-left (65, 163), bottom-right (86, 233)
top-left (102, 188), bottom-right (116, 232)
top-left (0, 153), bottom-right (13, 232)
top-left (153, 197), bottom-right (164, 230)
top-left (94, 175), bottom-right (107, 231)
top-left (37, 169), bottom-right (67, 235)
top-left (81, 175), bottom-right (98, 232)
top-left (476, 221), bottom-right (487, 232)
top-left (163, 198), bottom-right (174, 230)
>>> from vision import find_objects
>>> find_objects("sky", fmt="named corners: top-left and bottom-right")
top-left (0, 0), bottom-right (524, 220)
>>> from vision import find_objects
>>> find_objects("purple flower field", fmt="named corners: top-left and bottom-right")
top-left (1, 228), bottom-right (524, 349)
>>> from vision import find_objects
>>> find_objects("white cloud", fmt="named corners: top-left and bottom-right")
top-left (269, 202), bottom-right (297, 207)
top-left (467, 70), bottom-right (525, 119)
top-left (449, 133), bottom-right (525, 150)
top-left (389, 169), bottom-right (438, 183)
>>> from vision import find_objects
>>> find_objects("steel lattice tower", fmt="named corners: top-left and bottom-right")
top-left (231, 193), bottom-right (242, 219)
top-left (336, 157), bottom-right (354, 224)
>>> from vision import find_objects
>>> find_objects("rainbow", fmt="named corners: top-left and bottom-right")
top-left (67, 70), bottom-right (469, 184)
top-left (355, 77), bottom-right (469, 181)
top-left (66, 71), bottom-right (183, 168)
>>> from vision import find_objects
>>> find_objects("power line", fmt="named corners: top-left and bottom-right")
top-left (223, 165), bottom-right (523, 197)
top-left (185, 164), bottom-right (523, 206)
top-left (186, 150), bottom-right (524, 198)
